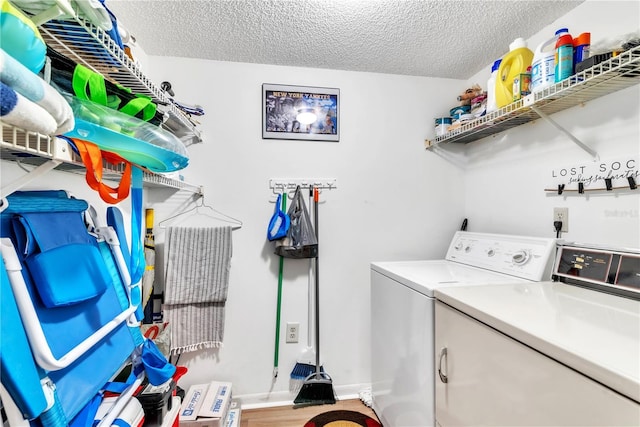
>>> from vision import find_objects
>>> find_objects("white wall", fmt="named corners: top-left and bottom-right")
top-left (460, 0), bottom-right (640, 248)
top-left (136, 60), bottom-right (464, 404)
top-left (3, 0), bottom-right (637, 409)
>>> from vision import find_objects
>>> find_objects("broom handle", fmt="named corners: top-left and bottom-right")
top-left (314, 187), bottom-right (321, 375)
top-left (308, 187), bottom-right (314, 349)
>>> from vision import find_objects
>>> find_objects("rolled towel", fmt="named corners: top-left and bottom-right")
top-left (74, 0), bottom-right (112, 31)
top-left (1, 81), bottom-right (58, 135)
top-left (0, 49), bottom-right (74, 134)
top-left (10, 0), bottom-right (112, 31)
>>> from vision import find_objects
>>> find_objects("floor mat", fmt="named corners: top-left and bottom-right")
top-left (304, 410), bottom-right (381, 427)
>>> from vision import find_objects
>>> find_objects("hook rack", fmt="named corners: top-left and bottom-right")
top-left (545, 177), bottom-right (637, 195)
top-left (269, 178), bottom-right (337, 193)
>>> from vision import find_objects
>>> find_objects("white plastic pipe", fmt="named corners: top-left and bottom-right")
top-left (95, 371), bottom-right (144, 427)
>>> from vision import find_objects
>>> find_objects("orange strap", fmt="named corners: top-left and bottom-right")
top-left (72, 138), bottom-right (132, 204)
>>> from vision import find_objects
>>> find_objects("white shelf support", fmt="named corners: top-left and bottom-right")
top-left (531, 106), bottom-right (599, 161)
top-left (0, 160), bottom-right (62, 201)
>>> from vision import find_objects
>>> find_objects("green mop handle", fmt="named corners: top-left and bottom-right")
top-left (274, 193), bottom-right (286, 378)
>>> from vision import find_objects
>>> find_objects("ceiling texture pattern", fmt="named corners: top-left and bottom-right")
top-left (109, 0), bottom-right (584, 79)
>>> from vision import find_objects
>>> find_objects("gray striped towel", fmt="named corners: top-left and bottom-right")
top-left (163, 226), bottom-right (232, 354)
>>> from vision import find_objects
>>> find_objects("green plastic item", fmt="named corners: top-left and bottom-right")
top-left (273, 193), bottom-right (286, 378)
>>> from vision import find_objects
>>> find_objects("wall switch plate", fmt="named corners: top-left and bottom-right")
top-left (286, 322), bottom-right (299, 343)
top-left (553, 207), bottom-right (569, 232)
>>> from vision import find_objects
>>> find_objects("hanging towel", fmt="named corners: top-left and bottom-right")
top-left (163, 226), bottom-right (232, 354)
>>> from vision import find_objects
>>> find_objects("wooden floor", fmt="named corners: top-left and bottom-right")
top-left (239, 399), bottom-right (380, 427)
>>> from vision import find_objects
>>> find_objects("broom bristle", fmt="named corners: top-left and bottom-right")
top-left (293, 375), bottom-right (336, 406)
top-left (290, 362), bottom-right (316, 380)
top-left (290, 363), bottom-right (324, 393)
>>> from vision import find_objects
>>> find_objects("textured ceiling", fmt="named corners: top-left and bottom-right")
top-left (108, 0), bottom-right (584, 79)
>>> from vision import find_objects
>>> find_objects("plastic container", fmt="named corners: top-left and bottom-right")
top-left (486, 59), bottom-right (501, 113)
top-left (64, 96), bottom-right (189, 172)
top-left (512, 67), bottom-right (531, 101)
top-left (135, 379), bottom-right (175, 427)
top-left (434, 117), bottom-right (452, 137)
top-left (531, 29), bottom-right (571, 92)
top-left (573, 32), bottom-right (591, 68)
top-left (449, 105), bottom-right (471, 120)
top-left (555, 33), bottom-right (574, 82)
top-left (496, 38), bottom-right (534, 108)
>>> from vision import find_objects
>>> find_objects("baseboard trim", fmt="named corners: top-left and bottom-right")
top-left (236, 383), bottom-right (371, 410)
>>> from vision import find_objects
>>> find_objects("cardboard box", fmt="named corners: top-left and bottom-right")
top-left (225, 408), bottom-right (240, 427)
top-left (179, 382), bottom-right (232, 427)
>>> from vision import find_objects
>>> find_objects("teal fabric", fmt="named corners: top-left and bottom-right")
top-left (98, 241), bottom-right (144, 346)
top-left (0, 257), bottom-right (48, 418)
top-left (0, 5), bottom-right (46, 73)
top-left (130, 168), bottom-right (145, 321)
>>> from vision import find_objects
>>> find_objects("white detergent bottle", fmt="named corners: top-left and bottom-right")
top-left (531, 28), bottom-right (568, 93)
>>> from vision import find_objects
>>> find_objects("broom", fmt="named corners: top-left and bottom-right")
top-left (290, 187), bottom-right (322, 393)
top-left (294, 187), bottom-right (336, 406)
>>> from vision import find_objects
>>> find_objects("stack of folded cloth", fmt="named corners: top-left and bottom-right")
top-left (0, 49), bottom-right (74, 135)
top-left (10, 0), bottom-right (113, 31)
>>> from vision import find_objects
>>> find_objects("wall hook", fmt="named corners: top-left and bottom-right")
top-left (605, 178), bottom-right (613, 191)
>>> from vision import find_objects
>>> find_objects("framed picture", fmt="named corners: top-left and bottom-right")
top-left (262, 84), bottom-right (339, 142)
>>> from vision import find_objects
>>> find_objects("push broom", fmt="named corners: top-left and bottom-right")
top-left (290, 187), bottom-right (322, 392)
top-left (294, 187), bottom-right (336, 406)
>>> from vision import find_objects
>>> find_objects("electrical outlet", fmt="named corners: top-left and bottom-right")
top-left (286, 322), bottom-right (299, 343)
top-left (553, 207), bottom-right (569, 232)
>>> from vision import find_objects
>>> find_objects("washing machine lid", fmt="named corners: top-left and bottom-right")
top-left (435, 281), bottom-right (640, 403)
top-left (371, 260), bottom-right (526, 297)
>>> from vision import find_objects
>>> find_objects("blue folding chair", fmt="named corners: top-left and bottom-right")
top-left (0, 191), bottom-right (137, 425)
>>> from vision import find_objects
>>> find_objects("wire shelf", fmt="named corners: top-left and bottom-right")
top-left (1, 124), bottom-right (201, 194)
top-left (39, 17), bottom-right (202, 145)
top-left (425, 46), bottom-right (640, 148)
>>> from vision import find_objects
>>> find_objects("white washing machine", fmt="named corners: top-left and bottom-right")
top-left (370, 231), bottom-right (557, 427)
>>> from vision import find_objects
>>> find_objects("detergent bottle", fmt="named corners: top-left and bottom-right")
top-left (573, 32), bottom-right (591, 68)
top-left (531, 28), bottom-right (570, 92)
top-left (496, 38), bottom-right (534, 108)
top-left (555, 29), bottom-right (574, 82)
top-left (486, 59), bottom-right (502, 113)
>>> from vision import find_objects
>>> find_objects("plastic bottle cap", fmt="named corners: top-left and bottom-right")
top-left (509, 37), bottom-right (527, 50)
top-left (491, 59), bottom-right (502, 72)
top-left (555, 28), bottom-right (569, 36)
top-left (556, 34), bottom-right (573, 47)
top-left (573, 32), bottom-right (591, 46)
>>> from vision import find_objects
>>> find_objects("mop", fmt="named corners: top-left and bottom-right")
top-left (294, 187), bottom-right (336, 406)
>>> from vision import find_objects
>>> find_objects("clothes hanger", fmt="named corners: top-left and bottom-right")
top-left (158, 194), bottom-right (243, 230)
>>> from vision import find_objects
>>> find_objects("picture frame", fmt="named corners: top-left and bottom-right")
top-left (262, 84), bottom-right (339, 142)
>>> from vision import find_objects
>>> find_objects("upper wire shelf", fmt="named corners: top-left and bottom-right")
top-left (38, 16), bottom-right (203, 146)
top-left (1, 123), bottom-right (202, 194)
top-left (425, 46), bottom-right (640, 148)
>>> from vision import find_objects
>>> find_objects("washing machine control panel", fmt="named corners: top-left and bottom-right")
top-left (445, 232), bottom-right (556, 281)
